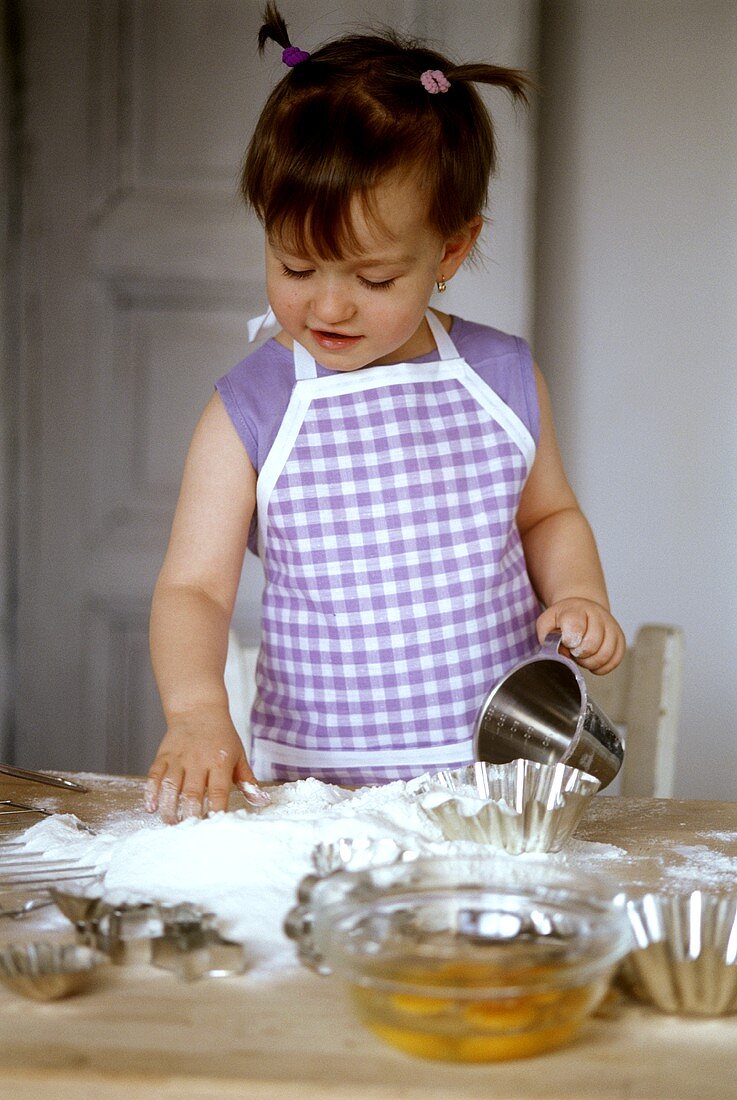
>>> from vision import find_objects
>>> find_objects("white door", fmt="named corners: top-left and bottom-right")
top-left (15, 0), bottom-right (537, 776)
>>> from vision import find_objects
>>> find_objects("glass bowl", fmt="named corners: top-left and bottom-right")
top-left (286, 855), bottom-right (631, 1062)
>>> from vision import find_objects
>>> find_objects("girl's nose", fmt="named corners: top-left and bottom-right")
top-left (311, 282), bottom-right (356, 326)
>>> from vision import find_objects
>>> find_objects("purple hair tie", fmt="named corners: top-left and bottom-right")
top-left (282, 46), bottom-right (311, 67)
top-left (420, 69), bottom-right (451, 94)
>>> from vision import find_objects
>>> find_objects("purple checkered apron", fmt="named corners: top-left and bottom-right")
top-left (249, 310), bottom-right (541, 784)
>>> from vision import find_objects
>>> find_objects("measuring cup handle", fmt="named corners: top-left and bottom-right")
top-left (540, 631), bottom-right (563, 657)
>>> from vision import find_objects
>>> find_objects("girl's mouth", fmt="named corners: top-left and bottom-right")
top-left (310, 329), bottom-right (362, 350)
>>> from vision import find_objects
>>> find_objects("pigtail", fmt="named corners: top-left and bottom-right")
top-left (446, 63), bottom-right (534, 106)
top-left (257, 1), bottom-right (293, 55)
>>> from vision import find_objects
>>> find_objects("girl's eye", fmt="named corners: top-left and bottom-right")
top-left (359, 276), bottom-right (396, 291)
top-left (280, 264), bottom-right (396, 291)
top-left (281, 264), bottom-right (313, 280)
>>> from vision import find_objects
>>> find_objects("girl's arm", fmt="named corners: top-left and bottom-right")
top-left (147, 393), bottom-right (268, 823)
top-left (516, 365), bottom-right (626, 675)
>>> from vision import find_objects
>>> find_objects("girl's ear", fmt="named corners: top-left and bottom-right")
top-left (437, 217), bottom-right (484, 279)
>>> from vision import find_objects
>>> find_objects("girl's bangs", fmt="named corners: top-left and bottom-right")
top-left (264, 167), bottom-right (403, 262)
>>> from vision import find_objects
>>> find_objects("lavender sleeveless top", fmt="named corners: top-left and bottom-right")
top-left (216, 316), bottom-right (540, 555)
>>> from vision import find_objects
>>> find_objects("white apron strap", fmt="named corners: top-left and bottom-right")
top-left (425, 309), bottom-right (460, 360)
top-left (293, 340), bottom-right (318, 380)
top-left (246, 305), bottom-right (279, 343)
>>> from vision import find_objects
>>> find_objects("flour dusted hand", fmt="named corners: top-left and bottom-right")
top-left (145, 705), bottom-right (269, 824)
top-left (535, 599), bottom-right (626, 676)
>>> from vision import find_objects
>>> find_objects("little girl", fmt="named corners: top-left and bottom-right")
top-left (146, 3), bottom-right (625, 823)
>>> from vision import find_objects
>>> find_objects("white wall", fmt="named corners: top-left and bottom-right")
top-left (536, 1), bottom-right (737, 798)
top-left (418, 0), bottom-right (539, 337)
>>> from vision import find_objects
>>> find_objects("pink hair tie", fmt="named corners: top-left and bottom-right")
top-left (420, 69), bottom-right (451, 94)
top-left (282, 46), bottom-right (310, 67)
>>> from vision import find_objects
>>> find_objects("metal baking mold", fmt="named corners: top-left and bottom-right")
top-left (295, 837), bottom-right (425, 914)
top-left (409, 760), bottom-right (600, 854)
top-left (308, 836), bottom-right (423, 884)
top-left (49, 880), bottom-right (108, 927)
top-left (285, 838), bottom-right (427, 974)
top-left (0, 941), bottom-right (109, 1001)
top-left (621, 891), bottom-right (737, 1016)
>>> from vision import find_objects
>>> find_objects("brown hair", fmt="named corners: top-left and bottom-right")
top-left (242, 2), bottom-right (532, 260)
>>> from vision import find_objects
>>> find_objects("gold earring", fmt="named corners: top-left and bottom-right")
top-left (436, 276), bottom-right (447, 293)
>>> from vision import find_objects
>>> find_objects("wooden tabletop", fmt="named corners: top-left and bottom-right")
top-left (0, 775), bottom-right (736, 1100)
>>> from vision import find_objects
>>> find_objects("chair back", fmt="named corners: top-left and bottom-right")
top-left (584, 624), bottom-right (683, 797)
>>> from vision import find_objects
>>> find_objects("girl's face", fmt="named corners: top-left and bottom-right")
top-left (265, 172), bottom-right (481, 372)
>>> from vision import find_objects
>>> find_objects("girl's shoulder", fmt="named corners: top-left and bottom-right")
top-left (451, 314), bottom-right (531, 365)
top-left (218, 335), bottom-right (293, 389)
top-left (215, 338), bottom-right (295, 471)
top-left (451, 315), bottom-right (540, 445)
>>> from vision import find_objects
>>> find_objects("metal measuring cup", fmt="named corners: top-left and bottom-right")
top-left (472, 631), bottom-right (624, 789)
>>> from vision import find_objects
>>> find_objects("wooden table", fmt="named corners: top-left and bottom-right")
top-left (0, 775), bottom-right (736, 1100)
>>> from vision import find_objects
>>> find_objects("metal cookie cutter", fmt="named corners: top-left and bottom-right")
top-left (51, 884), bottom-right (161, 965)
top-left (92, 904), bottom-right (164, 966)
top-left (150, 904), bottom-right (248, 981)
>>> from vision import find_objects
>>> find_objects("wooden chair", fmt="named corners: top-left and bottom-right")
top-left (582, 623), bottom-right (684, 798)
top-left (226, 623), bottom-right (685, 798)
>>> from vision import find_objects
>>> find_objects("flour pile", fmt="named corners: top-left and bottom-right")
top-left (19, 778), bottom-right (625, 982)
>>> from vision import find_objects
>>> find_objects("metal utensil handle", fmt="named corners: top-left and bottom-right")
top-left (0, 860), bottom-right (93, 871)
top-left (540, 631), bottom-right (564, 658)
top-left (0, 898), bottom-right (55, 920)
top-left (0, 764), bottom-right (88, 793)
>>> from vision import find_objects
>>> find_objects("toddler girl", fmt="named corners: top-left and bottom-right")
top-left (146, 3), bottom-right (625, 823)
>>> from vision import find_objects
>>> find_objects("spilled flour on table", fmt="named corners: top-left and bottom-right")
top-left (659, 843), bottom-right (737, 891)
top-left (15, 778), bottom-right (631, 982)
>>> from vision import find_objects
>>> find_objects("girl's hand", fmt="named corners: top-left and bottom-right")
top-left (535, 599), bottom-right (626, 675)
top-left (144, 705), bottom-right (270, 824)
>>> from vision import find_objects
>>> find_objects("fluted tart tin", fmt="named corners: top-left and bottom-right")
top-left (409, 760), bottom-right (600, 854)
top-left (621, 890), bottom-right (737, 1016)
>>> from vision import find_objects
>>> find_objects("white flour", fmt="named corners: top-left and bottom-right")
top-left (18, 777), bottom-right (733, 983)
top-left (660, 843), bottom-right (737, 891)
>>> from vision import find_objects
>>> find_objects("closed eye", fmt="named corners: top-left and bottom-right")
top-left (281, 264), bottom-right (396, 291)
top-left (281, 264), bottom-right (313, 280)
top-left (358, 276), bottom-right (396, 291)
